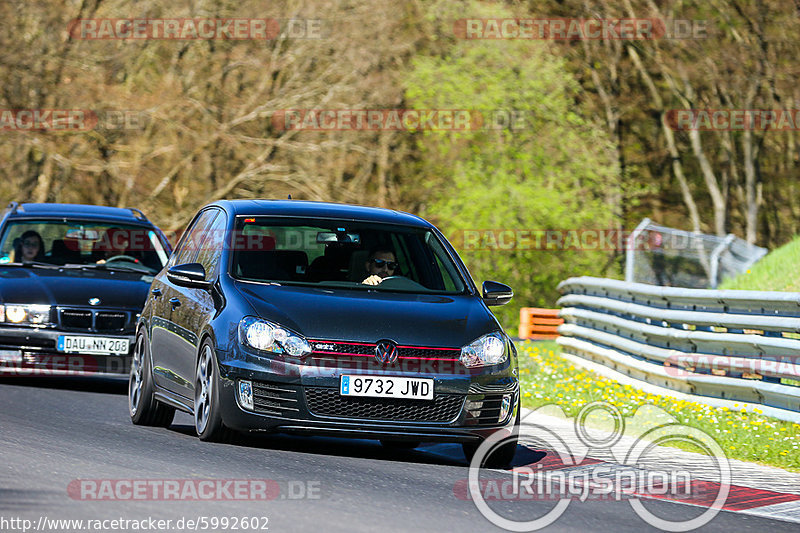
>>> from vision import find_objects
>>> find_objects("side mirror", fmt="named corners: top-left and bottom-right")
top-left (167, 263), bottom-right (211, 289)
top-left (482, 280), bottom-right (513, 306)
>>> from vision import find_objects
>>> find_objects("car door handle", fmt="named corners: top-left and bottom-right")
top-left (169, 297), bottom-right (181, 309)
top-left (151, 288), bottom-right (162, 298)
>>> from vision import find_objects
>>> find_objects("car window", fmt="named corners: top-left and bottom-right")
top-left (195, 210), bottom-right (226, 279)
top-left (230, 217), bottom-right (468, 294)
top-left (171, 209), bottom-right (219, 266)
top-left (0, 219), bottom-right (169, 273)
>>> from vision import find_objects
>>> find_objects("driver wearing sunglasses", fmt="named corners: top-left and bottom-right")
top-left (362, 248), bottom-right (398, 285)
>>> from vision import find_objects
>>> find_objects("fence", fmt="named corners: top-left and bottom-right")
top-left (625, 218), bottom-right (767, 288)
top-left (556, 276), bottom-right (800, 414)
top-left (519, 308), bottom-right (563, 340)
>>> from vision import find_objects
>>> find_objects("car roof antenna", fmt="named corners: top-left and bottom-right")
top-left (287, 194), bottom-right (292, 199)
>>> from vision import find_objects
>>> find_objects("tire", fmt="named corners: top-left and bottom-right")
top-left (194, 340), bottom-right (233, 442)
top-left (380, 439), bottom-right (421, 450)
top-left (129, 330), bottom-right (175, 427)
top-left (462, 399), bottom-right (520, 469)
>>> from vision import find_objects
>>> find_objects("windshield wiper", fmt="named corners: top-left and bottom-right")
top-left (75, 263), bottom-right (155, 274)
top-left (7, 260), bottom-right (61, 269)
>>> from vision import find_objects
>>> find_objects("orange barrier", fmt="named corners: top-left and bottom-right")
top-left (518, 307), bottom-right (563, 340)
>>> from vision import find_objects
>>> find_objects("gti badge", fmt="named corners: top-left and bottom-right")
top-left (374, 340), bottom-right (398, 365)
top-left (88, 297), bottom-right (101, 306)
top-left (314, 343), bottom-right (335, 351)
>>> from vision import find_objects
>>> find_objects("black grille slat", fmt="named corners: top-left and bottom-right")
top-left (58, 308), bottom-right (131, 333)
top-left (465, 394), bottom-right (510, 426)
top-left (95, 312), bottom-right (126, 332)
top-left (252, 381), bottom-right (300, 415)
top-left (0, 336), bottom-right (56, 349)
top-left (397, 347), bottom-right (460, 360)
top-left (60, 310), bottom-right (92, 329)
top-left (304, 387), bottom-right (463, 422)
top-left (309, 340), bottom-right (461, 361)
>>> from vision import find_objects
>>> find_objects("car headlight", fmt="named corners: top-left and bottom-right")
top-left (0, 304), bottom-right (52, 325)
top-left (238, 316), bottom-right (311, 357)
top-left (460, 332), bottom-right (507, 367)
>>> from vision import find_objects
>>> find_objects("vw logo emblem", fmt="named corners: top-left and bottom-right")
top-left (374, 340), bottom-right (398, 365)
top-left (88, 298), bottom-right (101, 306)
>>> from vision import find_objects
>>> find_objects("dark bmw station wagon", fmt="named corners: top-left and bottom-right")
top-left (0, 202), bottom-right (171, 377)
top-left (130, 200), bottom-right (519, 466)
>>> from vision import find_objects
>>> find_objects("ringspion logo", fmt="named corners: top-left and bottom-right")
top-left (465, 402), bottom-right (730, 531)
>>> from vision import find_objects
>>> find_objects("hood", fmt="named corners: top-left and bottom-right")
top-left (0, 266), bottom-right (153, 308)
top-left (234, 281), bottom-right (499, 348)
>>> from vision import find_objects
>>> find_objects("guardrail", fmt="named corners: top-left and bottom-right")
top-left (519, 308), bottom-right (563, 340)
top-left (555, 276), bottom-right (800, 413)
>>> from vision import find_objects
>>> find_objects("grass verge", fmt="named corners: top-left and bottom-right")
top-left (719, 235), bottom-right (800, 291)
top-left (517, 340), bottom-right (800, 471)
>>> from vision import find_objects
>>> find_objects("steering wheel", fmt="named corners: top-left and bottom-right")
top-left (104, 255), bottom-right (139, 263)
top-left (376, 275), bottom-right (426, 288)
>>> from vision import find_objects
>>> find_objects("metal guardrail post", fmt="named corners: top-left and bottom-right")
top-left (625, 218), bottom-right (650, 283)
top-left (709, 234), bottom-right (735, 288)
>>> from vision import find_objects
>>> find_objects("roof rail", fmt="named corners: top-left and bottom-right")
top-left (6, 201), bottom-right (20, 213)
top-left (128, 207), bottom-right (148, 221)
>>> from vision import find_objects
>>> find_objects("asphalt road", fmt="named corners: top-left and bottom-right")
top-left (0, 376), bottom-right (795, 533)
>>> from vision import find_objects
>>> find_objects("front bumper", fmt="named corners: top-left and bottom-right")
top-left (215, 352), bottom-right (520, 443)
top-left (0, 325), bottom-right (133, 377)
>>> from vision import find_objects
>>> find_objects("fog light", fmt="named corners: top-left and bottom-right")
top-left (499, 394), bottom-right (512, 423)
top-left (238, 380), bottom-right (254, 411)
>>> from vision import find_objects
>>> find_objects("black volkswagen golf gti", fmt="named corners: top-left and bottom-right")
top-left (131, 200), bottom-right (520, 466)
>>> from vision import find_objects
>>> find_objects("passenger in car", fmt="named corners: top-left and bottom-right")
top-left (362, 248), bottom-right (398, 285)
top-left (11, 230), bottom-right (46, 263)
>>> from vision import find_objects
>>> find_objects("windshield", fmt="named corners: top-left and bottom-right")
top-left (0, 219), bottom-right (170, 274)
top-left (230, 217), bottom-right (468, 294)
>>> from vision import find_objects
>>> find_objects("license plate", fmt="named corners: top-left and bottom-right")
top-left (57, 335), bottom-right (129, 355)
top-left (339, 375), bottom-right (433, 400)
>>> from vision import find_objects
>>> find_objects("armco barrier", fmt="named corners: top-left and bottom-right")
top-left (555, 276), bottom-right (800, 413)
top-left (519, 307), bottom-right (563, 340)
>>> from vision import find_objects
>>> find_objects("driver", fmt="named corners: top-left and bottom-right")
top-left (95, 227), bottom-right (136, 264)
top-left (362, 248), bottom-right (398, 285)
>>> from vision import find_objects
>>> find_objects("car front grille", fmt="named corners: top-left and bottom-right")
top-left (307, 340), bottom-right (463, 374)
top-left (60, 310), bottom-right (92, 329)
top-left (304, 387), bottom-right (464, 422)
top-left (58, 308), bottom-right (131, 333)
top-left (0, 336), bottom-right (56, 350)
top-left (95, 312), bottom-right (127, 332)
top-left (252, 381), bottom-right (301, 416)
